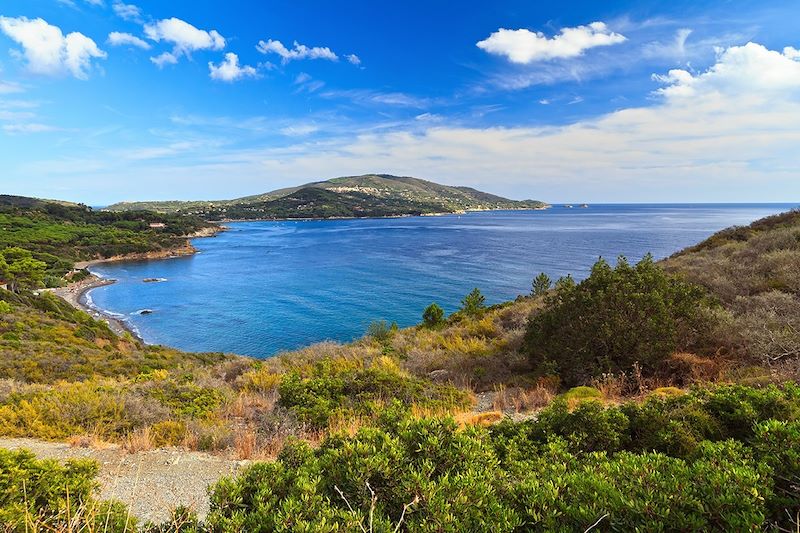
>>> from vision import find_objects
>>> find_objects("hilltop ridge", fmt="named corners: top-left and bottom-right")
top-left (105, 174), bottom-right (548, 220)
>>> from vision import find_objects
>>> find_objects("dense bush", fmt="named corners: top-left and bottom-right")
top-left (277, 357), bottom-right (470, 427)
top-left (0, 448), bottom-right (131, 532)
top-left (524, 255), bottom-right (716, 386)
top-left (421, 302), bottom-right (445, 328)
top-left (205, 389), bottom-right (794, 532)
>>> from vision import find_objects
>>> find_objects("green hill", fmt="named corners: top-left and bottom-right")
top-left (105, 174), bottom-right (548, 219)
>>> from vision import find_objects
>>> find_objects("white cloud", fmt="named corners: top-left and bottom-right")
top-left (0, 16), bottom-right (106, 79)
top-left (0, 80), bottom-right (23, 94)
top-left (57, 0), bottom-right (104, 7)
top-left (477, 22), bottom-right (626, 63)
top-left (321, 89), bottom-right (431, 108)
top-left (190, 41), bottom-right (800, 202)
top-left (3, 123), bottom-right (57, 134)
top-left (279, 124), bottom-right (319, 136)
top-left (643, 28), bottom-right (693, 60)
top-left (653, 42), bottom-right (800, 100)
top-left (294, 72), bottom-right (312, 84)
top-left (209, 52), bottom-right (258, 82)
top-left (346, 54), bottom-right (361, 66)
top-left (107, 31), bottom-right (150, 50)
top-left (256, 39), bottom-right (337, 63)
top-left (150, 51), bottom-right (178, 68)
top-left (112, 2), bottom-right (143, 23)
top-left (144, 18), bottom-right (225, 65)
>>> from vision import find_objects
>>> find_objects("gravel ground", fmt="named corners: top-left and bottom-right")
top-left (0, 438), bottom-right (251, 524)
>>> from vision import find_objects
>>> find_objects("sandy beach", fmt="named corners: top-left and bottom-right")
top-left (51, 275), bottom-right (143, 341)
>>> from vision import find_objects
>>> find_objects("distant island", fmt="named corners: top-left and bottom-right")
top-left (105, 174), bottom-right (549, 220)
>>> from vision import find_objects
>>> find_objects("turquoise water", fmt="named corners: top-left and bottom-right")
top-left (88, 204), bottom-right (796, 358)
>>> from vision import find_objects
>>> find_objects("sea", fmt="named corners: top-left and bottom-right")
top-left (86, 204), bottom-right (797, 358)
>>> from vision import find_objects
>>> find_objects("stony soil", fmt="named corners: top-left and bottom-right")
top-left (0, 437), bottom-right (250, 524)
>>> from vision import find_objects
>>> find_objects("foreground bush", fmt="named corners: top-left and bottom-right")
top-left (0, 449), bottom-right (131, 532)
top-left (524, 255), bottom-right (716, 386)
top-left (205, 405), bottom-right (783, 531)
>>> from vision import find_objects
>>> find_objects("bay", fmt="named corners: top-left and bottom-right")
top-left (87, 204), bottom-right (796, 358)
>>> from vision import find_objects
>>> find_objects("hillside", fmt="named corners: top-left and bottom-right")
top-left (1, 205), bottom-right (799, 529)
top-left (105, 174), bottom-right (549, 219)
top-left (0, 195), bottom-right (214, 282)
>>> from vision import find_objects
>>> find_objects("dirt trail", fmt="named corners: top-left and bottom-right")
top-left (0, 438), bottom-right (250, 524)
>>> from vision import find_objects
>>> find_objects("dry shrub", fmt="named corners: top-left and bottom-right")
top-left (67, 433), bottom-right (112, 449)
top-left (124, 427), bottom-right (152, 453)
top-left (492, 384), bottom-right (554, 413)
top-left (591, 373), bottom-right (629, 401)
top-left (225, 391), bottom-right (277, 421)
top-left (665, 352), bottom-right (724, 383)
top-left (455, 411), bottom-right (503, 427)
top-left (234, 430), bottom-right (258, 460)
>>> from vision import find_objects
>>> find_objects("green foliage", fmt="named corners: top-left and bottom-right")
top-left (531, 272), bottom-right (551, 297)
top-left (205, 401), bottom-right (781, 532)
top-left (0, 196), bottom-right (211, 278)
top-left (525, 255), bottom-right (716, 386)
top-left (0, 448), bottom-right (132, 532)
top-left (367, 320), bottom-right (398, 343)
top-left (105, 175), bottom-right (549, 220)
top-left (0, 247), bottom-right (46, 292)
top-left (277, 358), bottom-right (470, 427)
top-left (460, 287), bottom-right (486, 316)
top-left (422, 302), bottom-right (445, 328)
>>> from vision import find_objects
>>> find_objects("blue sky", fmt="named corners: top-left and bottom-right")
top-left (1, 0), bottom-right (799, 204)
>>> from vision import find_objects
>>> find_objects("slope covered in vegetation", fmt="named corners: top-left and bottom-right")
top-left (0, 195), bottom-right (212, 281)
top-left (105, 174), bottom-right (548, 220)
top-left (1, 206), bottom-right (800, 530)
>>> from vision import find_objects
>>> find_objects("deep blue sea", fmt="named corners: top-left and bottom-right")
top-left (87, 204), bottom-right (796, 358)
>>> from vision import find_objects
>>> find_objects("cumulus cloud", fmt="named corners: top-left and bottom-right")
top-left (256, 39), bottom-right (337, 63)
top-left (107, 31), bottom-right (150, 49)
top-left (112, 1), bottom-right (143, 23)
top-left (209, 52), bottom-right (258, 82)
top-left (346, 54), bottom-right (361, 66)
top-left (0, 16), bottom-right (106, 79)
top-left (477, 22), bottom-right (626, 63)
top-left (144, 18), bottom-right (225, 65)
top-left (199, 41), bottom-right (799, 202)
top-left (653, 42), bottom-right (800, 100)
top-left (150, 51), bottom-right (178, 68)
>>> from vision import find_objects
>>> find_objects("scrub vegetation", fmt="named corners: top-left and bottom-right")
top-left (1, 198), bottom-right (800, 531)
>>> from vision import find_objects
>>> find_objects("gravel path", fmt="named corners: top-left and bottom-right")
top-left (0, 438), bottom-right (251, 524)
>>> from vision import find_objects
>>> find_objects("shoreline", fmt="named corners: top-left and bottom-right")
top-left (54, 227), bottom-right (226, 343)
top-left (51, 275), bottom-right (143, 341)
top-left (210, 206), bottom-right (552, 224)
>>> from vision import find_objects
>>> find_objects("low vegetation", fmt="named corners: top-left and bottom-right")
top-left (2, 203), bottom-right (800, 530)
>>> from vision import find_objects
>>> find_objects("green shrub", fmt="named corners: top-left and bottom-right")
top-left (422, 302), bottom-right (445, 328)
top-left (205, 412), bottom-right (774, 532)
top-left (277, 358), bottom-right (469, 427)
top-left (531, 272), bottom-right (551, 297)
top-left (460, 287), bottom-right (486, 316)
top-left (524, 255), bottom-right (716, 386)
top-left (367, 320), bottom-right (398, 343)
top-left (0, 448), bottom-right (132, 532)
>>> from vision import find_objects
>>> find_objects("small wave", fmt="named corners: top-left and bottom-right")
top-left (134, 309), bottom-right (155, 315)
top-left (143, 277), bottom-right (168, 283)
